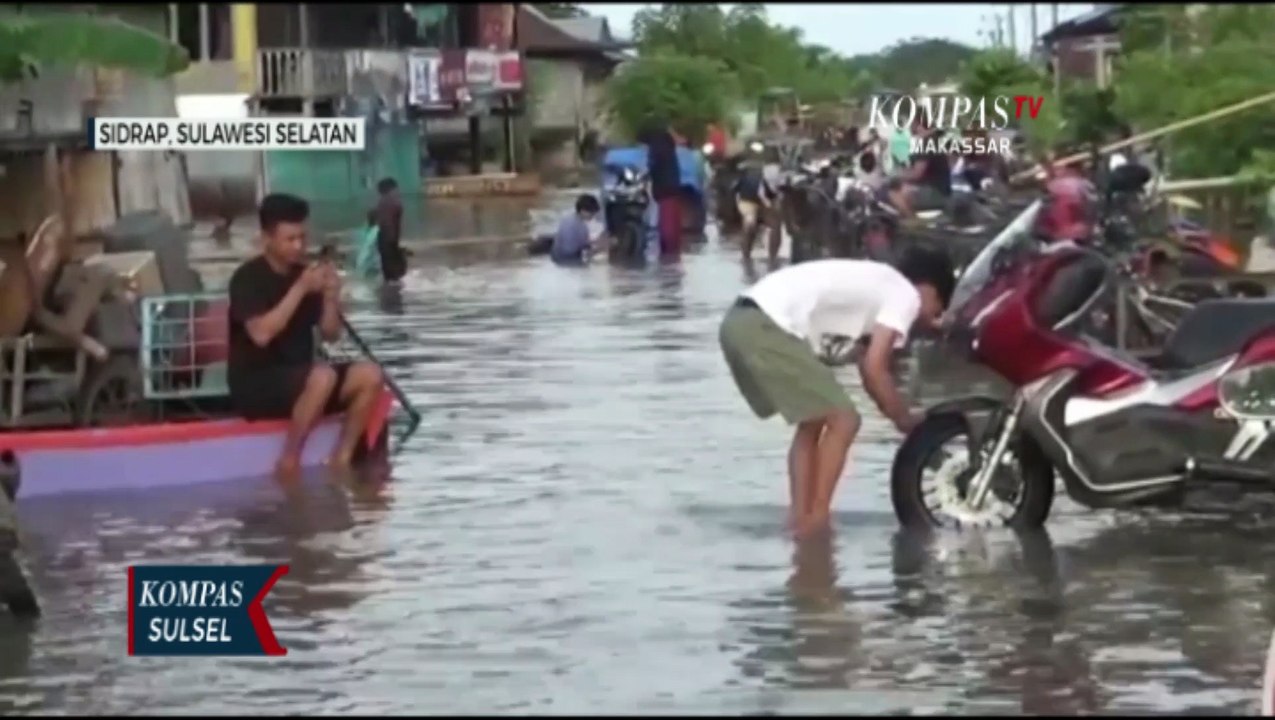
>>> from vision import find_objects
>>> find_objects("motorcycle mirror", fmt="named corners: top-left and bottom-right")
top-left (990, 247), bottom-right (1015, 274)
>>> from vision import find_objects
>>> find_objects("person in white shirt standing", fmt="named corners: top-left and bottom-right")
top-left (718, 252), bottom-right (954, 537)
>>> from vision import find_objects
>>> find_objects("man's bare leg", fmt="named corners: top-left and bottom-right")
top-left (329, 361), bottom-right (384, 468)
top-left (766, 211), bottom-right (782, 265)
top-left (788, 420), bottom-right (823, 530)
top-left (278, 366), bottom-right (338, 478)
top-left (798, 409), bottom-right (860, 537)
top-left (739, 198), bottom-right (756, 261)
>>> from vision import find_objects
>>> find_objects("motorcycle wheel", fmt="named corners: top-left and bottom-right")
top-left (610, 223), bottom-right (640, 263)
top-left (890, 411), bottom-right (1055, 530)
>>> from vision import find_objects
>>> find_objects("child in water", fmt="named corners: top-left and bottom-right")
top-left (550, 194), bottom-right (603, 265)
top-left (372, 178), bottom-right (406, 282)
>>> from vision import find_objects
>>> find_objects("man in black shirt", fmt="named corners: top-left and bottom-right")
top-left (732, 164), bottom-right (779, 263)
top-left (227, 193), bottom-right (385, 477)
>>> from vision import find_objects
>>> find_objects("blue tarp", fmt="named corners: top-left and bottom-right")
top-left (600, 146), bottom-right (705, 195)
top-left (597, 145), bottom-right (706, 260)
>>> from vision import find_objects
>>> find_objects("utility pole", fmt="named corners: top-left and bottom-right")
top-left (1162, 11), bottom-right (1173, 176)
top-left (1008, 5), bottom-right (1018, 54)
top-left (1030, 4), bottom-right (1039, 56)
top-left (994, 14), bottom-right (1005, 49)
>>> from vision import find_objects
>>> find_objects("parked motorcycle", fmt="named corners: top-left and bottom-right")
top-left (777, 162), bottom-right (835, 264)
top-left (604, 165), bottom-right (650, 264)
top-left (891, 199), bottom-right (1275, 529)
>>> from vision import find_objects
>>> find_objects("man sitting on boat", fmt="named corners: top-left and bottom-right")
top-left (227, 193), bottom-right (385, 477)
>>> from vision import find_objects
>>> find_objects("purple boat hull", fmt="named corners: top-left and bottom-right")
top-left (0, 391), bottom-right (394, 499)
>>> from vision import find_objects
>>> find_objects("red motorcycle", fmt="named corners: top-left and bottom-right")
top-left (891, 201), bottom-right (1275, 529)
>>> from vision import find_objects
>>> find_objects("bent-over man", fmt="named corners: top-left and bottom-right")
top-left (718, 252), bottom-right (954, 537)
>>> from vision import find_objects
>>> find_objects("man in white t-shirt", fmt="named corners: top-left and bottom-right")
top-left (718, 253), bottom-right (954, 537)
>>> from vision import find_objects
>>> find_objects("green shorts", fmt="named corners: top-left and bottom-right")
top-left (718, 299), bottom-right (855, 424)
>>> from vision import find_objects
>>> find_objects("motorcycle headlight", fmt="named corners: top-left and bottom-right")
top-left (701, 143), bottom-right (714, 155)
top-left (621, 167), bottom-right (636, 183)
top-left (749, 141), bottom-right (764, 153)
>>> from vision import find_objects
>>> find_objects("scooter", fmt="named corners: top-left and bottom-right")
top-left (890, 199), bottom-right (1275, 529)
top-left (604, 165), bottom-right (651, 264)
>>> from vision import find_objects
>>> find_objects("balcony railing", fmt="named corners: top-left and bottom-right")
top-left (255, 48), bottom-right (347, 99)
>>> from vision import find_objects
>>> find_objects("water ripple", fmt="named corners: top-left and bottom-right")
top-left (0, 246), bottom-right (1272, 714)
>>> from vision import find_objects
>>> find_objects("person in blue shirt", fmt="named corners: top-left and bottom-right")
top-left (551, 194), bottom-right (602, 265)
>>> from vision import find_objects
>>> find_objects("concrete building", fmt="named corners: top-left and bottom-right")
top-left (1040, 5), bottom-right (1124, 89)
top-left (0, 4), bottom-right (192, 240)
top-left (171, 3), bottom-right (526, 228)
top-left (517, 6), bottom-right (631, 176)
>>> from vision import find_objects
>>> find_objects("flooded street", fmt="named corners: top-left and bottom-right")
top-left (2, 233), bottom-right (1274, 714)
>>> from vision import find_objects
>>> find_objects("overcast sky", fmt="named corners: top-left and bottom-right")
top-left (579, 3), bottom-right (1096, 56)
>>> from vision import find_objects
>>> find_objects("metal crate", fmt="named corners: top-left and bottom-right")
top-left (139, 293), bottom-right (229, 400)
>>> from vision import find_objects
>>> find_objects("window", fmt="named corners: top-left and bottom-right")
top-left (173, 4), bottom-right (233, 62)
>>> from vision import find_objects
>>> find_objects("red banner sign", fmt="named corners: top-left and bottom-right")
top-left (476, 4), bottom-right (515, 50)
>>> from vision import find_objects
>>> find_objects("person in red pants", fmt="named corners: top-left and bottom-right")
top-left (640, 123), bottom-right (684, 258)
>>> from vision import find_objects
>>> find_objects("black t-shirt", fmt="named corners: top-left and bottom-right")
top-left (227, 256), bottom-right (320, 389)
top-left (734, 169), bottom-right (765, 202)
top-left (911, 151), bottom-right (952, 196)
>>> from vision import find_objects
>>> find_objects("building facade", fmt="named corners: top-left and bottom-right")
top-left (172, 3), bottom-right (526, 229)
top-left (0, 4), bottom-right (191, 240)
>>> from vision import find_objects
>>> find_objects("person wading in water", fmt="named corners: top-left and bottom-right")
top-left (718, 251), bottom-right (955, 537)
top-left (639, 122), bottom-right (684, 258)
top-left (372, 178), bottom-right (407, 283)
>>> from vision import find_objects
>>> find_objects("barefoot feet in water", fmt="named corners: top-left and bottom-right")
top-left (275, 453), bottom-right (302, 479)
top-left (792, 513), bottom-right (831, 540)
top-left (326, 450), bottom-right (354, 469)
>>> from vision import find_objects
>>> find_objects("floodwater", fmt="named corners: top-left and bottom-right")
top-left (3, 228), bottom-right (1275, 715)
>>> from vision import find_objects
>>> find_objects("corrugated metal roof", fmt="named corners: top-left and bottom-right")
top-left (518, 5), bottom-right (632, 57)
top-left (1041, 4), bottom-right (1124, 44)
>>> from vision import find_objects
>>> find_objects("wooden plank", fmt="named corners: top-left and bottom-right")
top-left (1012, 90), bottom-right (1275, 182)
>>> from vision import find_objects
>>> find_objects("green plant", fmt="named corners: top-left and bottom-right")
top-left (603, 52), bottom-right (737, 144)
top-left (0, 12), bottom-right (189, 82)
top-left (1113, 4), bottom-right (1275, 178)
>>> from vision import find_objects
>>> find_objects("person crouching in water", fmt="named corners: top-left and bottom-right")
top-left (551, 193), bottom-right (603, 265)
top-left (226, 193), bottom-right (385, 477)
top-left (372, 178), bottom-right (407, 283)
top-left (718, 250), bottom-right (955, 537)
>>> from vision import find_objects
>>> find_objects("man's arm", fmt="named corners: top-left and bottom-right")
top-left (318, 269), bottom-right (342, 343)
top-left (858, 324), bottom-right (916, 433)
top-left (234, 269), bottom-right (314, 349)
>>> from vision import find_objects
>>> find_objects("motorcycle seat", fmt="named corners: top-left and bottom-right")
top-left (1158, 297), bottom-right (1275, 369)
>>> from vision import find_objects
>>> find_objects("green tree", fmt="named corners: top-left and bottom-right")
top-left (957, 48), bottom-right (1062, 154)
top-left (533, 3), bottom-right (586, 20)
top-left (1113, 4), bottom-right (1275, 177)
top-left (864, 38), bottom-right (978, 92)
top-left (630, 2), bottom-right (884, 105)
top-left (603, 53), bottom-right (738, 144)
top-left (0, 12), bottom-right (189, 82)
top-left (958, 48), bottom-right (1043, 100)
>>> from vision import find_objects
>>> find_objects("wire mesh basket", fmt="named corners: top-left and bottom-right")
top-left (139, 292), bottom-right (230, 400)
